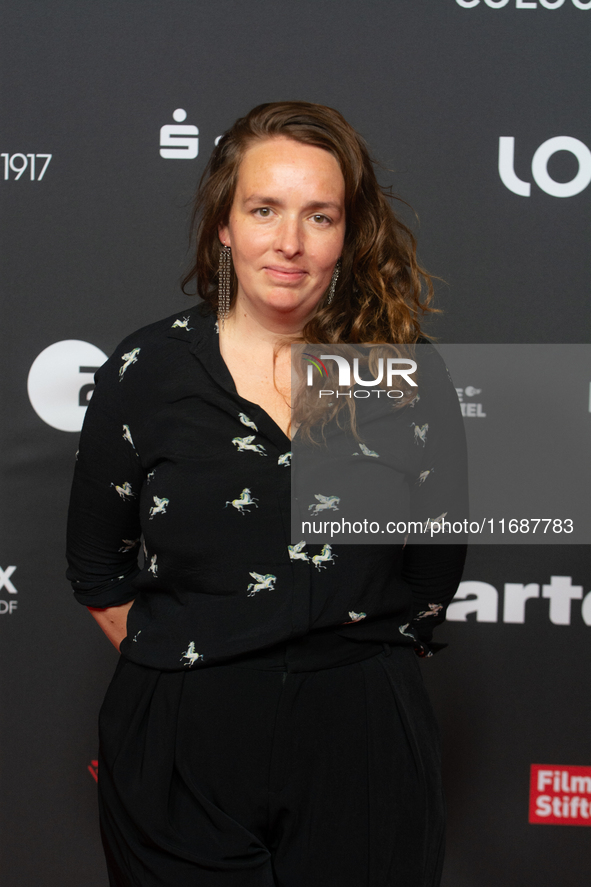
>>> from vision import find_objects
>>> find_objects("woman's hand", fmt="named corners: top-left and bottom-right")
top-left (87, 600), bottom-right (135, 652)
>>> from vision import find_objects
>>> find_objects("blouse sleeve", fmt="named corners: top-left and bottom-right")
top-left (400, 347), bottom-right (468, 656)
top-left (66, 350), bottom-right (144, 608)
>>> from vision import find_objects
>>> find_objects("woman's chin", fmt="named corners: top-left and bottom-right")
top-left (260, 290), bottom-right (322, 317)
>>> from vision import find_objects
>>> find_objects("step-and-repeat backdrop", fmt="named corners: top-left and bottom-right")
top-left (2, 1), bottom-right (589, 885)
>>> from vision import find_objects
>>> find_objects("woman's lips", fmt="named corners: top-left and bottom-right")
top-left (264, 266), bottom-right (307, 283)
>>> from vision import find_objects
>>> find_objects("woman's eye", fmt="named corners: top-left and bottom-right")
top-left (311, 214), bottom-right (330, 224)
top-left (255, 207), bottom-right (272, 217)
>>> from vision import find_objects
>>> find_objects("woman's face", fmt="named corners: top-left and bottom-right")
top-left (218, 136), bottom-right (346, 324)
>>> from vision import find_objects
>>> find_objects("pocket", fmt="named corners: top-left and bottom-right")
top-left (110, 653), bottom-right (127, 683)
top-left (378, 647), bottom-right (442, 767)
top-left (98, 656), bottom-right (131, 753)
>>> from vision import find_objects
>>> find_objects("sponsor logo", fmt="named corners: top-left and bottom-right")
top-left (87, 760), bottom-right (98, 782)
top-left (0, 566), bottom-right (17, 593)
top-left (530, 765), bottom-right (591, 825)
top-left (499, 137), bottom-right (591, 197)
top-left (456, 0), bottom-right (591, 9)
top-left (1, 153), bottom-right (52, 181)
top-left (448, 575), bottom-right (591, 624)
top-left (456, 386), bottom-right (486, 417)
top-left (0, 564), bottom-right (17, 615)
top-left (157, 112), bottom-right (229, 158)
top-left (160, 109), bottom-right (199, 159)
top-left (27, 340), bottom-right (108, 432)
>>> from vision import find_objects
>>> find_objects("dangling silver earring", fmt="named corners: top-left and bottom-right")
top-left (327, 259), bottom-right (341, 305)
top-left (218, 244), bottom-right (232, 328)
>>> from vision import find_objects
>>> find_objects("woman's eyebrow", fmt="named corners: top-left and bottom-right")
top-left (243, 194), bottom-right (280, 206)
top-left (304, 200), bottom-right (343, 213)
top-left (243, 194), bottom-right (343, 212)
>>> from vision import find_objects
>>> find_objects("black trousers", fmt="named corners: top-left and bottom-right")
top-left (98, 638), bottom-right (445, 887)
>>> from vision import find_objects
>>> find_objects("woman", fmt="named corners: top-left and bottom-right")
top-left (67, 102), bottom-right (467, 887)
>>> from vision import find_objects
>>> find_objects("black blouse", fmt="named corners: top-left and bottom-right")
top-left (66, 303), bottom-right (467, 670)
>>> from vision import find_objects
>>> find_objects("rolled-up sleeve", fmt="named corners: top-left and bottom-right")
top-left (401, 543), bottom-right (467, 647)
top-left (66, 351), bottom-right (144, 607)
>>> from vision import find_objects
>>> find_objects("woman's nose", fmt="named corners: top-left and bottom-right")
top-left (274, 216), bottom-right (303, 258)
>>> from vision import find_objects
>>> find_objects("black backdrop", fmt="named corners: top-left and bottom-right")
top-left (1, 2), bottom-right (589, 885)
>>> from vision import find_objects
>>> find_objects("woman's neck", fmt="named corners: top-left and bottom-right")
top-left (218, 304), bottom-right (296, 439)
top-left (221, 307), bottom-right (303, 351)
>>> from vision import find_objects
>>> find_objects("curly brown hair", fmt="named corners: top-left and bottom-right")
top-left (181, 101), bottom-right (436, 345)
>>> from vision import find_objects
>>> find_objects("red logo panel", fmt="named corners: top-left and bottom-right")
top-left (529, 764), bottom-right (591, 826)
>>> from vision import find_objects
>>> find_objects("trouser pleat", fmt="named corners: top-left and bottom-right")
top-left (374, 649), bottom-right (445, 887)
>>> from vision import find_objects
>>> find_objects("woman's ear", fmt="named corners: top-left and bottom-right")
top-left (218, 224), bottom-right (230, 247)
